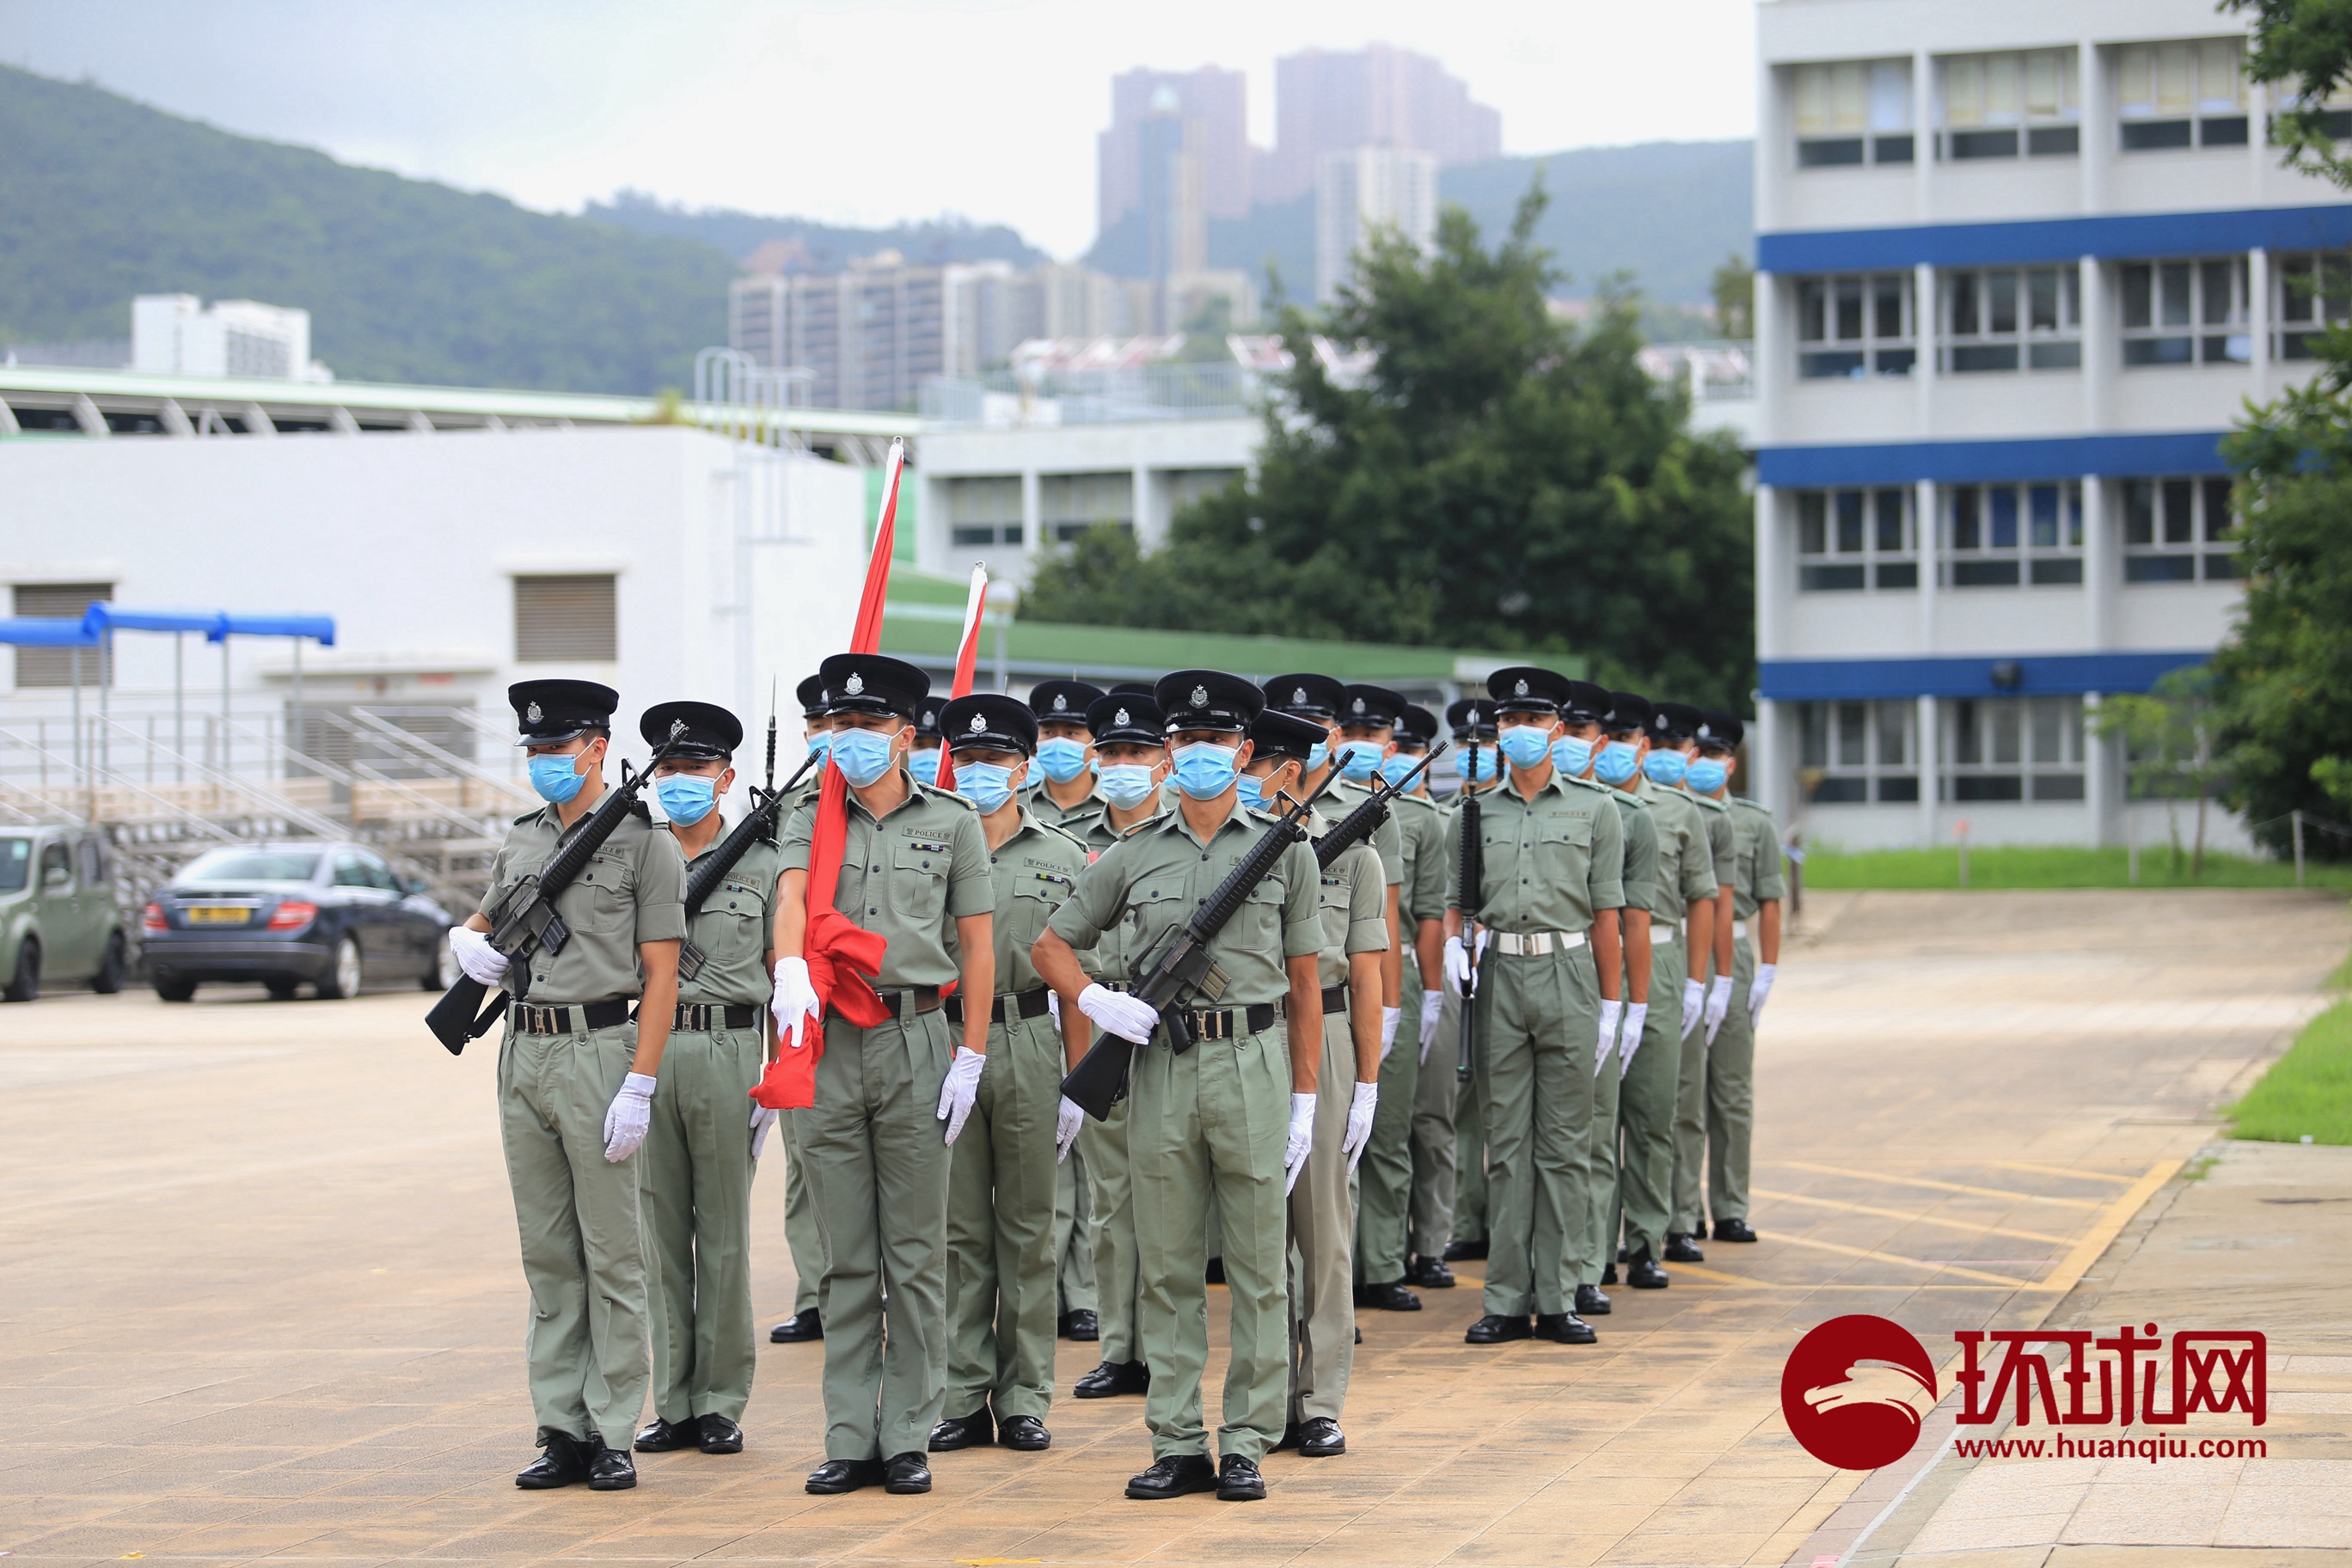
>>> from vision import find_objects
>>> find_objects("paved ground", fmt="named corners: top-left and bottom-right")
top-left (1, 888), bottom-right (2343, 1568)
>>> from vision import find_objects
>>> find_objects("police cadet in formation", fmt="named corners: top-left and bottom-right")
top-left (450, 680), bottom-right (687, 1492)
top-left (770, 653), bottom-right (996, 1498)
top-left (1442, 667), bottom-right (1623, 1345)
top-left (1065, 691), bottom-right (1173, 1402)
top-left (631, 701), bottom-right (772, 1461)
top-left (928, 693), bottom-right (1094, 1455)
top-left (769, 675), bottom-right (836, 1348)
top-left (1436, 698), bottom-right (1503, 1266)
top-left (1339, 686), bottom-right (1450, 1310)
top-left (1389, 704), bottom-right (1463, 1292)
top-left (1032, 671), bottom-right (1326, 1504)
top-left (1598, 694), bottom-right (1715, 1289)
top-left (1693, 712), bottom-right (1781, 1246)
top-left (909, 695), bottom-right (947, 788)
top-left (1652, 701), bottom-right (1737, 1266)
top-left (1242, 707), bottom-right (1386, 1458)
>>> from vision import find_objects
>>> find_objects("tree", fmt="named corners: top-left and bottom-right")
top-left (2229, 0), bottom-right (2352, 186)
top-left (2093, 667), bottom-right (2227, 877)
top-left (1711, 254), bottom-right (1755, 340)
top-left (1022, 189), bottom-right (1756, 710)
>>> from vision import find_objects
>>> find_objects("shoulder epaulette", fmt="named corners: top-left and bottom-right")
top-left (914, 781), bottom-right (980, 812)
top-left (1034, 819), bottom-right (1091, 854)
top-left (511, 807), bottom-right (542, 826)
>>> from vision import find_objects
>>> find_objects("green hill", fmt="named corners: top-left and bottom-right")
top-left (583, 190), bottom-right (1049, 273)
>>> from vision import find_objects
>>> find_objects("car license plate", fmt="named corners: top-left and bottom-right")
top-left (184, 904), bottom-right (251, 925)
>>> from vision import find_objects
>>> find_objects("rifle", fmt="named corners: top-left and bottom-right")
top-left (426, 721), bottom-right (689, 1055)
top-left (676, 745), bottom-right (821, 983)
top-left (1060, 768), bottom-right (1341, 1119)
top-left (1456, 739), bottom-right (1485, 1084)
top-left (1313, 743), bottom-right (1448, 869)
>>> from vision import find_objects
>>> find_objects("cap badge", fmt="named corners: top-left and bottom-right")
top-left (1292, 686), bottom-right (1308, 705)
top-left (1191, 683), bottom-right (1210, 707)
top-left (844, 672), bottom-right (865, 696)
top-left (525, 701), bottom-right (543, 723)
top-left (1514, 678), bottom-right (1529, 696)
top-left (968, 713), bottom-right (989, 734)
top-left (1051, 694), bottom-right (1068, 711)
top-left (1114, 707), bottom-right (1130, 726)
top-left (1351, 696), bottom-right (1366, 714)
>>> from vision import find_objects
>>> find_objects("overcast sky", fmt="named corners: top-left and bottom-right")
top-left (0, 0), bottom-right (1757, 259)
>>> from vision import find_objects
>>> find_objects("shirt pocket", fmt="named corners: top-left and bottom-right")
top-left (571, 850), bottom-right (635, 934)
top-left (695, 880), bottom-right (767, 965)
top-left (891, 840), bottom-right (952, 925)
top-left (1127, 876), bottom-right (1189, 965)
top-left (1536, 816), bottom-right (1593, 889)
top-left (1234, 877), bottom-right (1287, 953)
top-left (1008, 871), bottom-right (1071, 952)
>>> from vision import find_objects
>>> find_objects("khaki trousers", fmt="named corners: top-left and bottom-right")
top-left (1080, 1099), bottom-right (1142, 1363)
top-left (1288, 1013), bottom-right (1357, 1423)
top-left (1474, 945), bottom-right (1598, 1318)
top-left (944, 1011), bottom-right (1062, 1421)
top-left (1670, 934), bottom-right (1715, 1236)
top-left (1446, 979), bottom-right (1487, 1245)
top-left (1354, 954), bottom-right (1422, 1283)
top-left (781, 1112), bottom-right (824, 1316)
top-left (1054, 1143), bottom-right (1099, 1315)
top-left (1614, 939), bottom-right (1683, 1262)
top-left (1705, 937), bottom-right (1758, 1225)
top-left (640, 1024), bottom-right (763, 1424)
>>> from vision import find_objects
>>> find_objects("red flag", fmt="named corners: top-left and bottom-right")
top-left (931, 564), bottom-right (989, 794)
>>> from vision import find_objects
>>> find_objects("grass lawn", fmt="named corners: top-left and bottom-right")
top-left (2231, 998), bottom-right (2352, 1146)
top-left (1798, 845), bottom-right (2352, 891)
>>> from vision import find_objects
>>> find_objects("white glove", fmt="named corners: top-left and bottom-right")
top-left (1704, 976), bottom-right (1734, 1044)
top-left (450, 924), bottom-right (507, 985)
top-left (750, 1103), bottom-right (778, 1160)
top-left (1618, 1001), bottom-right (1649, 1075)
top-left (1342, 1081), bottom-right (1378, 1171)
top-left (770, 956), bottom-right (821, 1048)
top-left (1048, 991), bottom-right (1062, 1030)
top-left (1379, 1006), bottom-right (1400, 1063)
top-left (1749, 963), bottom-right (1778, 1025)
top-left (1418, 989), bottom-right (1442, 1062)
top-left (1442, 934), bottom-right (1471, 995)
top-left (1681, 977), bottom-right (1706, 1040)
top-left (1056, 1095), bottom-right (1085, 1163)
top-left (1596, 999), bottom-right (1623, 1075)
top-left (1284, 1093), bottom-right (1316, 1194)
top-left (936, 1047), bottom-right (984, 1144)
top-left (1078, 982), bottom-right (1160, 1044)
top-left (603, 1072), bottom-right (656, 1162)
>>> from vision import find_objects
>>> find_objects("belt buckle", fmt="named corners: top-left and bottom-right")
top-left (524, 1003), bottom-right (559, 1034)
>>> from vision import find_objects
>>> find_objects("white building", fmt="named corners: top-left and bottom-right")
top-left (1315, 146), bottom-right (1438, 305)
top-left (1751, 0), bottom-right (2348, 850)
top-left (132, 295), bottom-right (328, 383)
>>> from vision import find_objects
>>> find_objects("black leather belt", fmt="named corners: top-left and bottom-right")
top-left (856, 985), bottom-right (942, 1022)
top-left (512, 999), bottom-right (634, 1035)
top-left (673, 1002), bottom-right (760, 1032)
top-left (945, 988), bottom-right (1052, 1026)
top-left (1170, 1001), bottom-right (1283, 1044)
top-left (1320, 983), bottom-right (1347, 1015)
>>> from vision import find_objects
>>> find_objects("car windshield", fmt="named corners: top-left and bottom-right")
top-left (178, 849), bottom-right (322, 884)
top-left (0, 838), bottom-right (28, 893)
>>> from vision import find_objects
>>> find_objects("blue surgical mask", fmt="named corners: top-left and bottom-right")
top-left (1457, 744), bottom-right (1499, 785)
top-left (1685, 757), bottom-right (1730, 795)
top-left (1235, 772), bottom-right (1268, 811)
top-left (1380, 752), bottom-right (1421, 789)
top-left (1036, 736), bottom-right (1090, 783)
top-left (908, 747), bottom-right (940, 787)
top-left (830, 726), bottom-right (897, 788)
top-left (954, 760), bottom-right (1018, 812)
top-left (1098, 763), bottom-right (1159, 810)
top-left (1644, 749), bottom-right (1690, 787)
top-left (653, 773), bottom-right (717, 826)
top-left (1594, 741), bottom-right (1640, 786)
top-left (1498, 724), bottom-right (1552, 769)
top-left (1307, 739), bottom-right (1330, 772)
top-left (1171, 740), bottom-right (1241, 800)
top-left (1337, 740), bottom-right (1383, 783)
top-left (1552, 734), bottom-right (1596, 777)
top-left (528, 752), bottom-right (587, 804)
top-left (805, 732), bottom-right (833, 761)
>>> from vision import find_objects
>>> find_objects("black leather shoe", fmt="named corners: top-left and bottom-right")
top-left (885, 1452), bottom-right (932, 1494)
top-left (1576, 1283), bottom-right (1613, 1315)
top-left (1297, 1417), bottom-right (1345, 1457)
top-left (1713, 1216), bottom-right (1758, 1243)
top-left (1601, 1262), bottom-right (1618, 1285)
top-left (805, 1457), bottom-right (885, 1494)
top-left (1217, 1453), bottom-right (1267, 1500)
top-left (1059, 1308), bottom-right (1100, 1341)
top-left (1406, 1255), bottom-right (1456, 1289)
top-left (698, 1414), bottom-right (744, 1455)
top-left (1127, 1453), bottom-right (1218, 1499)
top-left (1272, 1421), bottom-right (1302, 1452)
top-left (998, 1414), bottom-right (1050, 1451)
top-left (928, 1410), bottom-right (994, 1451)
top-left (1534, 1311), bottom-right (1598, 1344)
top-left (1663, 1232), bottom-right (1706, 1264)
top-left (634, 1416), bottom-right (698, 1453)
top-left (1204, 1256), bottom-right (1226, 1284)
top-left (516, 1431), bottom-right (588, 1489)
top-left (1075, 1359), bottom-right (1150, 1399)
top-left (586, 1442), bottom-right (637, 1491)
top-left (1357, 1279), bottom-right (1422, 1312)
top-left (770, 1308), bottom-right (823, 1343)
top-left (1442, 1238), bottom-right (1487, 1261)
top-left (1626, 1249), bottom-right (1669, 1289)
top-left (1466, 1313), bottom-right (1532, 1344)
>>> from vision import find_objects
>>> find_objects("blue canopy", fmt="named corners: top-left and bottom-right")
top-left (0, 616), bottom-right (101, 647)
top-left (82, 605), bottom-right (226, 636)
top-left (210, 614), bottom-right (335, 646)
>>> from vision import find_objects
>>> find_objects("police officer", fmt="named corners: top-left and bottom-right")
top-left (1069, 691), bottom-right (1172, 1402)
top-left (771, 653), bottom-right (997, 1497)
top-left (1389, 703), bottom-right (1459, 1290)
top-left (926, 693), bottom-right (1093, 1455)
top-left (770, 671), bottom-right (836, 1346)
top-left (1443, 667), bottom-right (1623, 1345)
top-left (909, 695), bottom-right (947, 788)
top-left (1653, 701), bottom-right (1737, 1265)
top-left (631, 701), bottom-right (771, 1460)
top-left (1436, 697), bottom-right (1503, 1266)
top-left (1695, 712), bottom-right (1779, 1246)
top-left (450, 680), bottom-right (686, 1491)
top-left (1032, 671), bottom-right (1325, 1504)
top-left (1027, 678), bottom-right (1108, 828)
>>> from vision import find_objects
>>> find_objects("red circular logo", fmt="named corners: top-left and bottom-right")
top-left (1781, 1314), bottom-right (1938, 1470)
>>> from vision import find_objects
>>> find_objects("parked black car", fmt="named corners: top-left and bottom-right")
top-left (144, 842), bottom-right (456, 1001)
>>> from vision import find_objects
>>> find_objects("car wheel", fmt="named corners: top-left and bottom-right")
top-left (91, 931), bottom-right (128, 995)
top-left (422, 931), bottom-right (458, 991)
top-left (153, 973), bottom-right (196, 1002)
top-left (3, 937), bottom-right (38, 1002)
top-left (317, 935), bottom-right (363, 1000)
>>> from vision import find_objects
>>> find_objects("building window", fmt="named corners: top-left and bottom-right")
top-left (1946, 696), bottom-right (2085, 801)
top-left (2122, 477), bottom-right (2240, 582)
top-left (1797, 700), bottom-right (1919, 804)
top-left (1795, 273), bottom-right (1915, 378)
top-left (1792, 59), bottom-right (1915, 168)
top-left (10, 582), bottom-right (112, 689)
top-left (1795, 488), bottom-right (1918, 591)
top-left (1945, 482), bottom-right (2085, 587)
top-left (2117, 39), bottom-right (2249, 150)
top-left (2120, 258), bottom-right (2249, 366)
top-left (945, 475), bottom-right (1024, 548)
top-left (1939, 48), bottom-right (2080, 159)
top-left (2273, 250), bottom-right (2352, 359)
top-left (1942, 266), bottom-right (2082, 371)
top-left (513, 574), bottom-right (617, 663)
top-left (1039, 472), bottom-right (1134, 543)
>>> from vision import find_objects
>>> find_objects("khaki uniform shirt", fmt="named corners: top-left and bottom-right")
top-left (1072, 798), bottom-right (1166, 983)
top-left (1049, 797), bottom-right (1322, 1009)
top-left (1394, 793), bottom-right (1449, 929)
top-left (481, 794), bottom-right (687, 1005)
top-left (981, 808), bottom-right (1093, 994)
top-left (1638, 778), bottom-right (1719, 926)
top-left (782, 775), bottom-right (994, 990)
top-left (675, 814), bottom-right (784, 1008)
top-left (1730, 799), bottom-right (1786, 920)
top-left (1691, 790), bottom-right (1737, 891)
top-left (1323, 775), bottom-right (1407, 888)
top-left (1609, 789), bottom-right (1659, 921)
top-left (1309, 807), bottom-right (1390, 989)
top-left (1028, 782), bottom-right (1105, 830)
top-left (1443, 769), bottom-right (1626, 931)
